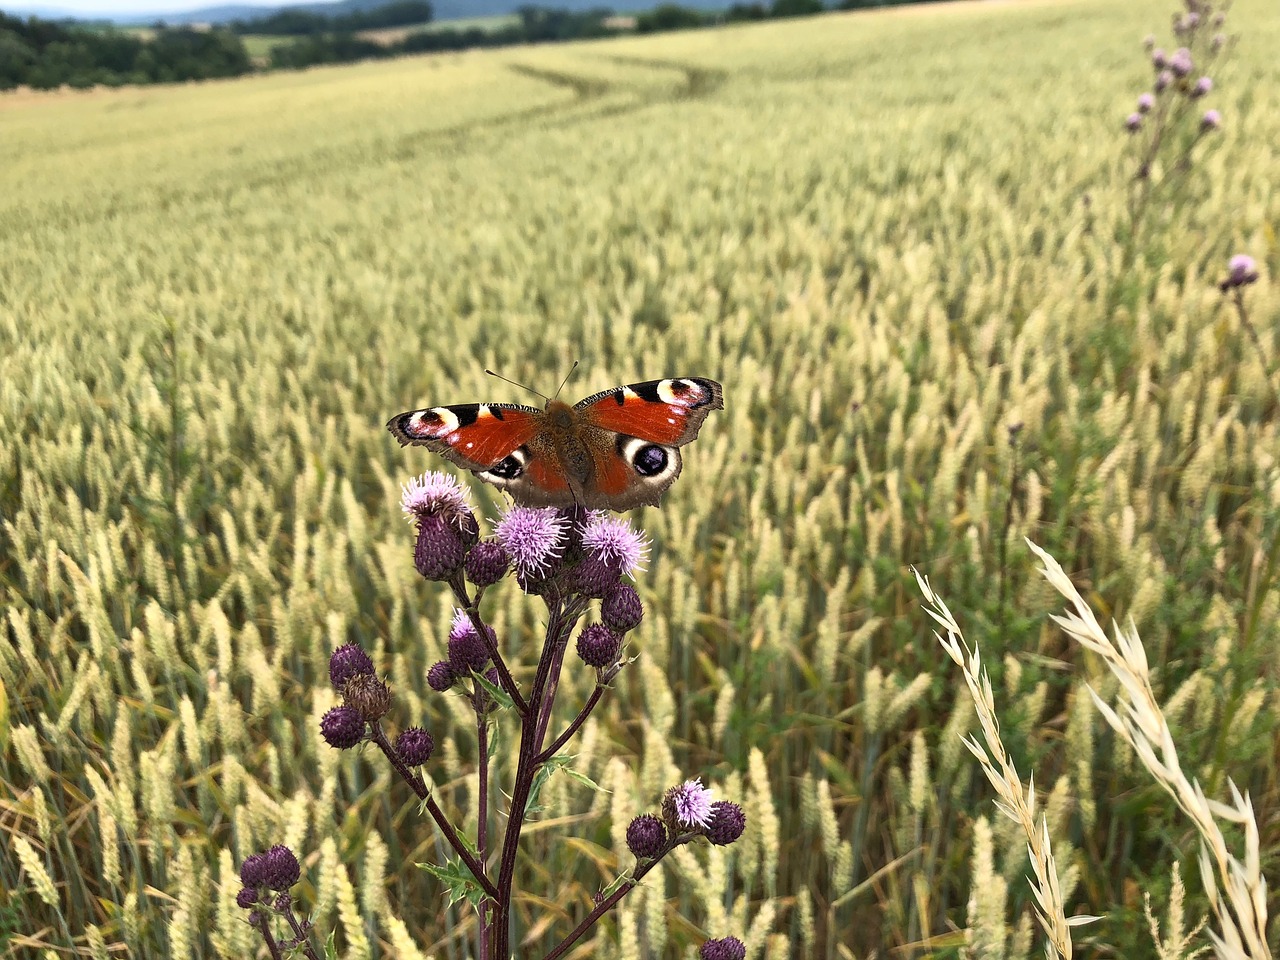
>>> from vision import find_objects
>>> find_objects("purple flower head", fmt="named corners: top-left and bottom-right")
top-left (602, 583), bottom-right (644, 633)
top-left (427, 660), bottom-right (457, 692)
top-left (400, 471), bottom-right (473, 524)
top-left (581, 513), bottom-right (650, 579)
top-left (663, 777), bottom-right (714, 829)
top-left (1170, 47), bottom-right (1193, 77)
top-left (1151, 47), bottom-right (1167, 68)
top-left (706, 801), bottom-right (747, 845)
top-left (1125, 112), bottom-right (1143, 133)
top-left (626, 814), bottom-right (667, 860)
top-left (320, 705), bottom-right (365, 749)
top-left (261, 845), bottom-right (300, 891)
top-left (495, 506), bottom-right (568, 578)
top-left (1155, 70), bottom-right (1173, 92)
top-left (236, 887), bottom-right (258, 909)
top-left (1191, 76), bottom-right (1212, 98)
top-left (448, 609), bottom-right (492, 673)
top-left (395, 726), bottom-right (434, 766)
top-left (576, 623), bottom-right (622, 668)
top-left (700, 937), bottom-right (746, 960)
top-left (329, 643), bottom-right (375, 690)
top-left (1185, 11), bottom-right (1200, 28)
top-left (1137, 92), bottom-right (1154, 113)
top-left (1201, 108), bottom-right (1221, 131)
top-left (344, 674), bottom-right (392, 722)
top-left (1221, 254), bottom-right (1259, 291)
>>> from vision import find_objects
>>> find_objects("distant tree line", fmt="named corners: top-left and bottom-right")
top-left (227, 0), bottom-right (433, 37)
top-left (1, 0), bottom-right (938, 90)
top-left (0, 11), bottom-right (250, 89)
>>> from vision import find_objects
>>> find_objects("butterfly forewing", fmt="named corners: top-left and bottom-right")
top-left (386, 403), bottom-right (541, 470)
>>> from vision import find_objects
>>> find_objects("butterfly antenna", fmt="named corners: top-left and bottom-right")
top-left (485, 369), bottom-right (549, 403)
top-left (552, 361), bottom-right (580, 403)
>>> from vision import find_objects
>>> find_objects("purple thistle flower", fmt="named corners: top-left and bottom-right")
top-left (1184, 11), bottom-right (1200, 28)
top-left (663, 778), bottom-right (714, 829)
top-left (495, 506), bottom-right (568, 578)
top-left (1221, 254), bottom-right (1259, 291)
top-left (1155, 69), bottom-right (1173, 92)
top-left (1201, 108), bottom-right (1221, 131)
top-left (700, 937), bottom-right (746, 960)
top-left (1151, 47), bottom-right (1167, 68)
top-left (1125, 112), bottom-right (1143, 133)
top-left (626, 814), bottom-right (667, 859)
top-left (1191, 76), bottom-right (1212, 98)
top-left (320, 705), bottom-right (365, 749)
top-left (448, 609), bottom-right (492, 673)
top-left (1137, 92), bottom-right (1154, 113)
top-left (400, 471), bottom-right (473, 522)
top-left (706, 801), bottom-right (747, 845)
top-left (328, 643), bottom-right (375, 690)
top-left (427, 660), bottom-right (457, 692)
top-left (395, 727), bottom-right (434, 766)
top-left (261, 845), bottom-right (300, 891)
top-left (581, 513), bottom-right (650, 578)
top-left (1170, 47), bottom-right (1193, 77)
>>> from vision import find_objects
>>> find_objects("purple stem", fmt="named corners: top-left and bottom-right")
top-left (253, 913), bottom-right (285, 960)
top-left (370, 725), bottom-right (500, 901)
top-left (478, 707), bottom-right (491, 960)
top-left (450, 572), bottom-right (530, 715)
top-left (537, 664), bottom-right (620, 765)
top-left (540, 837), bottom-right (695, 960)
top-left (1229, 288), bottom-right (1280, 411)
top-left (281, 907), bottom-right (321, 960)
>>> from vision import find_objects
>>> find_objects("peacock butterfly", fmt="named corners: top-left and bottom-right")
top-left (387, 377), bottom-right (723, 511)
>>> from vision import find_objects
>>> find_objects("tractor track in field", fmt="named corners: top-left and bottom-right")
top-left (1, 55), bottom-right (730, 234)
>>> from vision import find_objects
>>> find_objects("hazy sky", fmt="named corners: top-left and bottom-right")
top-left (20, 0), bottom-right (282, 13)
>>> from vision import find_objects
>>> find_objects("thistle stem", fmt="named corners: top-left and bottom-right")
top-left (370, 725), bottom-right (500, 900)
top-left (478, 708), bottom-right (491, 960)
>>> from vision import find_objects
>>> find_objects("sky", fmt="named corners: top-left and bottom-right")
top-left (11, 0), bottom-right (294, 14)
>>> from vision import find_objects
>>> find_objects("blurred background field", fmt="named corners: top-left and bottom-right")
top-left (2, 0), bottom-right (1279, 957)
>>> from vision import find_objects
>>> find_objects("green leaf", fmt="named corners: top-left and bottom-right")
top-left (526, 754), bottom-right (609, 816)
top-left (418, 858), bottom-right (485, 909)
top-left (323, 930), bottom-right (339, 960)
top-left (474, 670), bottom-right (514, 712)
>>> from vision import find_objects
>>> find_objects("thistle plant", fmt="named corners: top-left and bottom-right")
top-left (1123, 0), bottom-right (1232, 233)
top-left (238, 472), bottom-right (746, 958)
top-left (1217, 253), bottom-right (1279, 411)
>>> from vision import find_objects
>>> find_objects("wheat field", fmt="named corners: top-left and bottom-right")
top-left (2, 0), bottom-right (1279, 957)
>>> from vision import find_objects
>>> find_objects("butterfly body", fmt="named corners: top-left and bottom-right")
top-left (388, 377), bottom-right (723, 511)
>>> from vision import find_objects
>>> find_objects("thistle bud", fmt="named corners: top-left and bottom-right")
top-left (395, 726), bottom-right (434, 766)
top-left (320, 705), bottom-right (365, 749)
top-left (705, 801), bottom-right (747, 845)
top-left (576, 624), bottom-right (622, 669)
top-left (626, 814), bottom-right (667, 860)
top-left (699, 937), bottom-right (746, 960)
top-left (344, 674), bottom-right (392, 722)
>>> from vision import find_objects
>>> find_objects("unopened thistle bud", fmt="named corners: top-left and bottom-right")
top-left (261, 845), bottom-right (300, 891)
top-left (576, 624), bottom-right (622, 668)
top-left (705, 801), bottom-right (747, 845)
top-left (395, 727), bottom-right (434, 766)
top-left (626, 814), bottom-right (667, 859)
top-left (699, 937), bottom-right (746, 960)
top-left (573, 554), bottom-right (621, 599)
top-left (602, 583), bottom-right (644, 633)
top-left (320, 705), bottom-right (365, 749)
top-left (427, 660), bottom-right (457, 692)
top-left (328, 643), bottom-right (375, 690)
top-left (344, 674), bottom-right (392, 722)
top-left (236, 887), bottom-right (259, 909)
top-left (448, 610), bottom-right (493, 674)
top-left (465, 540), bottom-right (510, 586)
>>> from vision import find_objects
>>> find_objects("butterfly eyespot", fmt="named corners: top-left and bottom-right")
top-left (632, 445), bottom-right (668, 477)
top-left (490, 455), bottom-right (524, 480)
